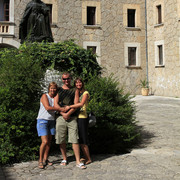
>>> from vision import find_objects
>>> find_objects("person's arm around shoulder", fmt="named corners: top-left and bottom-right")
top-left (64, 88), bottom-right (80, 114)
top-left (41, 94), bottom-right (54, 111)
top-left (74, 88), bottom-right (79, 104)
top-left (54, 93), bottom-right (68, 112)
top-left (42, 93), bottom-right (65, 112)
top-left (61, 88), bottom-right (80, 120)
top-left (67, 91), bottom-right (89, 109)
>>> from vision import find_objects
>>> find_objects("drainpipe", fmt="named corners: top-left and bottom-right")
top-left (145, 0), bottom-right (149, 86)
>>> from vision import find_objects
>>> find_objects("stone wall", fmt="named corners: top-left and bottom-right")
top-left (147, 0), bottom-right (180, 97)
top-left (13, 0), bottom-right (146, 95)
top-left (100, 1), bottom-right (146, 94)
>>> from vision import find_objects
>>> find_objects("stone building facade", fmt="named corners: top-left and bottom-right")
top-left (147, 0), bottom-right (180, 97)
top-left (0, 0), bottom-right (179, 97)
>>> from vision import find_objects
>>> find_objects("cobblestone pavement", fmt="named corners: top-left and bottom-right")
top-left (1, 95), bottom-right (180, 180)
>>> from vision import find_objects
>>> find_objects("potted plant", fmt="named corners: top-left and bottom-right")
top-left (140, 79), bottom-right (149, 96)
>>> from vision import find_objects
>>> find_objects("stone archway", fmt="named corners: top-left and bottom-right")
top-left (0, 38), bottom-right (20, 49)
top-left (0, 43), bottom-right (16, 49)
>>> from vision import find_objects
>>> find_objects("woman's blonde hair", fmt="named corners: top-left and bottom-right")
top-left (48, 82), bottom-right (58, 92)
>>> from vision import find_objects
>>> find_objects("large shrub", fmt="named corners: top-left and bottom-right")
top-left (86, 76), bottom-right (139, 153)
top-left (19, 40), bottom-right (102, 80)
top-left (0, 49), bottom-right (45, 164)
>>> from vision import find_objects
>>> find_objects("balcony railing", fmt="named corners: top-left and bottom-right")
top-left (0, 24), bottom-right (9, 33)
top-left (0, 21), bottom-right (14, 35)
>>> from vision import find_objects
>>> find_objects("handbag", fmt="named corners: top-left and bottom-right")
top-left (88, 112), bottom-right (96, 127)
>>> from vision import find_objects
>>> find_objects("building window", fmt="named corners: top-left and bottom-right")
top-left (155, 40), bottom-right (164, 66)
top-left (127, 9), bottom-right (135, 27)
top-left (87, 46), bottom-right (96, 54)
top-left (0, 0), bottom-right (15, 35)
top-left (82, 1), bottom-right (101, 26)
top-left (154, 2), bottom-right (164, 26)
top-left (157, 5), bottom-right (162, 24)
top-left (87, 6), bottom-right (96, 25)
top-left (43, 0), bottom-right (58, 24)
top-left (128, 47), bottom-right (136, 66)
top-left (4, 0), bottom-right (9, 21)
top-left (124, 43), bottom-right (141, 67)
top-left (123, 4), bottom-right (141, 29)
top-left (83, 41), bottom-right (101, 64)
top-left (158, 45), bottom-right (163, 65)
top-left (0, 0), bottom-right (9, 21)
top-left (46, 4), bottom-right (52, 24)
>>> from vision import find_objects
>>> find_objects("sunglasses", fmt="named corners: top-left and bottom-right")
top-left (62, 78), bottom-right (70, 80)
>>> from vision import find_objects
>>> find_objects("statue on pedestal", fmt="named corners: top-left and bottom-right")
top-left (19, 0), bottom-right (54, 43)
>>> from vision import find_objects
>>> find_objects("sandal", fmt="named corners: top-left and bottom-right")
top-left (38, 162), bottom-right (44, 169)
top-left (60, 160), bottom-right (67, 166)
top-left (76, 163), bottom-right (87, 169)
top-left (80, 158), bottom-right (92, 165)
top-left (85, 160), bottom-right (92, 165)
top-left (80, 158), bottom-right (85, 163)
top-left (43, 159), bottom-right (53, 166)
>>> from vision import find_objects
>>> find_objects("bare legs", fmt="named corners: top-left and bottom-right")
top-left (60, 143), bottom-right (81, 164)
top-left (60, 143), bottom-right (86, 169)
top-left (43, 135), bottom-right (52, 161)
top-left (72, 143), bottom-right (81, 164)
top-left (59, 143), bottom-right (67, 165)
top-left (39, 135), bottom-right (52, 168)
top-left (80, 144), bottom-right (92, 164)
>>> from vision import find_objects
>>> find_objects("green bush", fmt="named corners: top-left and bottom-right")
top-left (86, 76), bottom-right (139, 153)
top-left (0, 49), bottom-right (45, 164)
top-left (19, 40), bottom-right (102, 80)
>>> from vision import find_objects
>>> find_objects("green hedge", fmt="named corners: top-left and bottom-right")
top-left (0, 48), bottom-right (44, 164)
top-left (86, 76), bottom-right (139, 153)
top-left (19, 40), bottom-right (102, 80)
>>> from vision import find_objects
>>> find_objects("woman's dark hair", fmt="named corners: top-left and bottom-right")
top-left (74, 77), bottom-right (85, 90)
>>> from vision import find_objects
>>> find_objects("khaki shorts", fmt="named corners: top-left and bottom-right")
top-left (55, 116), bottom-right (79, 144)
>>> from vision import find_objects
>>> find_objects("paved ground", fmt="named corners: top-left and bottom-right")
top-left (1, 95), bottom-right (180, 180)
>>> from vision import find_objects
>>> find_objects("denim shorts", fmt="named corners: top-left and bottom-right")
top-left (37, 119), bottom-right (56, 136)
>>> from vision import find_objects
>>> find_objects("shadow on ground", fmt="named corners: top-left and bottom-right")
top-left (133, 125), bottom-right (156, 149)
top-left (50, 123), bottom-right (156, 164)
top-left (50, 151), bottom-right (116, 165)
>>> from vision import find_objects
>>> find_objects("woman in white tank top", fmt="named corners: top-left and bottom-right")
top-left (36, 82), bottom-right (66, 169)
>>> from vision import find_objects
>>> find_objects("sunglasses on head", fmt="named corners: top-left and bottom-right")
top-left (62, 78), bottom-right (70, 80)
